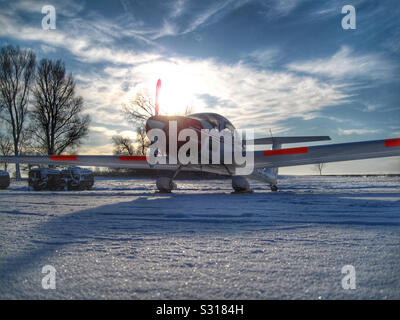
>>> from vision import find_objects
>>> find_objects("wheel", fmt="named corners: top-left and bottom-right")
top-left (156, 177), bottom-right (177, 193)
top-left (232, 176), bottom-right (250, 192)
top-left (270, 185), bottom-right (278, 192)
top-left (33, 184), bottom-right (42, 191)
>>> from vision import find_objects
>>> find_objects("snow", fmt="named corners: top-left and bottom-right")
top-left (0, 175), bottom-right (399, 299)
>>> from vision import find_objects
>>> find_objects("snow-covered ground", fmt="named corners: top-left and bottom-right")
top-left (0, 175), bottom-right (399, 299)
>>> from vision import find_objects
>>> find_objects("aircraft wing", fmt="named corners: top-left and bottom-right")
top-left (0, 154), bottom-right (235, 176)
top-left (1, 138), bottom-right (399, 173)
top-left (0, 154), bottom-right (232, 175)
top-left (247, 136), bottom-right (331, 145)
top-left (253, 138), bottom-right (400, 169)
top-left (0, 155), bottom-right (177, 170)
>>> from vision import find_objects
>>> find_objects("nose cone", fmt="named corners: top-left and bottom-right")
top-left (146, 118), bottom-right (166, 130)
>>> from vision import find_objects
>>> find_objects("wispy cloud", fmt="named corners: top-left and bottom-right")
top-left (8, 0), bottom-right (85, 17)
top-left (244, 47), bottom-right (281, 67)
top-left (287, 46), bottom-right (395, 81)
top-left (169, 0), bottom-right (187, 18)
top-left (258, 0), bottom-right (302, 19)
top-left (338, 128), bottom-right (381, 135)
top-left (0, 3), bottom-right (160, 65)
top-left (118, 0), bottom-right (251, 39)
top-left (181, 0), bottom-right (240, 34)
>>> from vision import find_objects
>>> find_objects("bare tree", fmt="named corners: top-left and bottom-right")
top-left (315, 162), bottom-right (325, 175)
top-left (0, 132), bottom-right (13, 171)
top-left (112, 135), bottom-right (135, 155)
top-left (122, 91), bottom-right (194, 156)
top-left (122, 92), bottom-right (153, 156)
top-left (135, 126), bottom-right (151, 155)
top-left (122, 92), bottom-right (154, 124)
top-left (30, 59), bottom-right (90, 155)
top-left (122, 92), bottom-right (194, 122)
top-left (184, 104), bottom-right (194, 115)
top-left (0, 45), bottom-right (36, 179)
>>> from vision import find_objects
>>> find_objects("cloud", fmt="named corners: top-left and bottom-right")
top-left (287, 46), bottom-right (394, 80)
top-left (159, 0), bottom-right (252, 36)
top-left (150, 21), bottom-right (179, 40)
top-left (270, 0), bottom-right (300, 16)
top-left (181, 0), bottom-right (238, 34)
top-left (0, 5), bottom-right (161, 65)
top-left (116, 0), bottom-right (251, 40)
top-left (287, 46), bottom-right (394, 81)
top-left (8, 0), bottom-right (85, 17)
top-left (257, 0), bottom-right (302, 19)
top-left (338, 128), bottom-right (381, 135)
top-left (75, 56), bottom-right (350, 137)
top-left (244, 48), bottom-right (281, 67)
top-left (363, 103), bottom-right (378, 112)
top-left (169, 0), bottom-right (187, 18)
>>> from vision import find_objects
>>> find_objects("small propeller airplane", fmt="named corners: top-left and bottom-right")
top-left (1, 79), bottom-right (399, 193)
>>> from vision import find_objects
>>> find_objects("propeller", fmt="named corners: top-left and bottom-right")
top-left (155, 79), bottom-right (161, 116)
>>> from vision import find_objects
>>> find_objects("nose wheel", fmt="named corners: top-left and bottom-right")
top-left (155, 165), bottom-right (182, 193)
top-left (156, 177), bottom-right (177, 193)
top-left (231, 176), bottom-right (253, 194)
top-left (270, 185), bottom-right (278, 192)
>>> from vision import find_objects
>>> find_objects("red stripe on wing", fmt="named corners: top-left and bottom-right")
top-left (263, 147), bottom-right (308, 156)
top-left (119, 155), bottom-right (147, 161)
top-left (385, 138), bottom-right (400, 148)
top-left (49, 155), bottom-right (78, 161)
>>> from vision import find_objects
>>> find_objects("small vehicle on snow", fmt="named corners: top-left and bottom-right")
top-left (0, 170), bottom-right (10, 189)
top-left (28, 168), bottom-right (64, 191)
top-left (60, 167), bottom-right (94, 190)
top-left (28, 167), bottom-right (94, 191)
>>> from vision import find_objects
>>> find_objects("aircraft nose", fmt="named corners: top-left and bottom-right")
top-left (147, 119), bottom-right (166, 130)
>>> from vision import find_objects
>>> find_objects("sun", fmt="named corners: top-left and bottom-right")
top-left (142, 61), bottom-right (200, 116)
top-left (159, 78), bottom-right (194, 115)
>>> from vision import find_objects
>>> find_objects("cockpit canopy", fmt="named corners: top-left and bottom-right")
top-left (188, 113), bottom-right (235, 132)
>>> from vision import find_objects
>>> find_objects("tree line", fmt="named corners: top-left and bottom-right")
top-left (0, 46), bottom-right (195, 178)
top-left (0, 45), bottom-right (90, 179)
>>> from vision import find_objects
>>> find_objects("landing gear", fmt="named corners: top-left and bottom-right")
top-left (270, 185), bottom-right (278, 192)
top-left (155, 165), bottom-right (182, 193)
top-left (231, 176), bottom-right (253, 193)
top-left (156, 177), bottom-right (177, 193)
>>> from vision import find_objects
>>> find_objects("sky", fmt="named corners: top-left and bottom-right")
top-left (0, 0), bottom-right (399, 174)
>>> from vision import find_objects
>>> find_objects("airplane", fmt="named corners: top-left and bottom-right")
top-left (0, 79), bottom-right (399, 193)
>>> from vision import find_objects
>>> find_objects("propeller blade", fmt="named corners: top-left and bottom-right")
top-left (155, 79), bottom-right (161, 116)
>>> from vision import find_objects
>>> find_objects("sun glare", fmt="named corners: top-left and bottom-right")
top-left (139, 62), bottom-right (201, 116)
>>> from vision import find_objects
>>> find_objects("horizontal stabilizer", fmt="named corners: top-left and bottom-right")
top-left (247, 136), bottom-right (331, 145)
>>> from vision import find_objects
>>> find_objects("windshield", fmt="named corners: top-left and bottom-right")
top-left (188, 113), bottom-right (235, 131)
